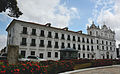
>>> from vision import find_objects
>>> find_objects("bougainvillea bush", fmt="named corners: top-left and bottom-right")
top-left (0, 59), bottom-right (120, 74)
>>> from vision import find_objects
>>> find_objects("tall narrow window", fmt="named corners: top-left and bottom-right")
top-left (91, 39), bottom-right (93, 44)
top-left (78, 37), bottom-right (80, 42)
top-left (55, 52), bottom-right (58, 58)
top-left (55, 42), bottom-right (59, 48)
top-left (21, 38), bottom-right (27, 46)
top-left (39, 40), bottom-right (44, 47)
top-left (55, 33), bottom-right (58, 39)
top-left (67, 35), bottom-right (70, 40)
top-left (83, 53), bottom-right (85, 58)
top-left (97, 40), bottom-right (99, 44)
top-left (48, 52), bottom-right (51, 58)
top-left (91, 46), bottom-right (94, 51)
top-left (30, 39), bottom-right (36, 46)
top-left (61, 34), bottom-right (65, 39)
top-left (102, 46), bottom-right (104, 50)
top-left (102, 41), bottom-right (104, 44)
top-left (68, 43), bottom-right (70, 48)
top-left (79, 53), bottom-right (80, 58)
top-left (21, 51), bottom-right (26, 58)
top-left (87, 38), bottom-right (89, 43)
top-left (40, 30), bottom-right (44, 37)
top-left (61, 42), bottom-right (65, 48)
top-left (32, 29), bottom-right (36, 35)
top-left (82, 38), bottom-right (85, 43)
top-left (22, 27), bottom-right (27, 34)
top-left (47, 41), bottom-right (52, 48)
top-left (73, 44), bottom-right (76, 49)
top-left (87, 45), bottom-right (89, 51)
top-left (97, 45), bottom-right (99, 49)
top-left (73, 36), bottom-right (76, 41)
top-left (83, 45), bottom-right (85, 50)
top-left (48, 32), bottom-right (52, 38)
top-left (78, 44), bottom-right (81, 50)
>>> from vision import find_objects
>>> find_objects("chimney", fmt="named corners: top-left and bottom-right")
top-left (77, 30), bottom-right (82, 34)
top-left (46, 23), bottom-right (51, 27)
top-left (63, 27), bottom-right (68, 31)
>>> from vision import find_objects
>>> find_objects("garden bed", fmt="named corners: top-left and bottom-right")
top-left (0, 59), bottom-right (120, 74)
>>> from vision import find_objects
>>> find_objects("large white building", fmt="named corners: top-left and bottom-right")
top-left (6, 19), bottom-right (117, 60)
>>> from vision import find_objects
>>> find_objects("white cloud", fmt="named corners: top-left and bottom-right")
top-left (89, 0), bottom-right (120, 47)
top-left (17, 0), bottom-right (79, 28)
top-left (0, 35), bottom-right (7, 50)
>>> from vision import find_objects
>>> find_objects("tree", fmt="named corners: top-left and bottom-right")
top-left (0, 0), bottom-right (22, 18)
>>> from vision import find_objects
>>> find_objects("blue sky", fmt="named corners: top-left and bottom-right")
top-left (0, 0), bottom-right (120, 49)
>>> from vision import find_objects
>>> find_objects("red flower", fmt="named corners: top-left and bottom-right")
top-left (1, 70), bottom-right (6, 73)
top-left (16, 69), bottom-right (20, 72)
top-left (2, 65), bottom-right (5, 68)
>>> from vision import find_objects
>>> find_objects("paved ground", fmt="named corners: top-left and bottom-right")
top-left (71, 66), bottom-right (120, 74)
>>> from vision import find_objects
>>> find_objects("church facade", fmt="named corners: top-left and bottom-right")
top-left (6, 19), bottom-right (116, 60)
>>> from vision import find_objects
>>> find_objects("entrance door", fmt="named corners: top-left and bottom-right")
top-left (39, 53), bottom-right (43, 59)
top-left (21, 51), bottom-right (26, 58)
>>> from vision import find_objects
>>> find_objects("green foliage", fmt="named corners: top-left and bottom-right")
top-left (0, 0), bottom-right (22, 18)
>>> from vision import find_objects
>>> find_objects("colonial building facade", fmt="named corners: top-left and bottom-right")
top-left (6, 19), bottom-right (116, 60)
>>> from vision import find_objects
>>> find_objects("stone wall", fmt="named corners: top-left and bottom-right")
top-left (7, 45), bottom-right (19, 64)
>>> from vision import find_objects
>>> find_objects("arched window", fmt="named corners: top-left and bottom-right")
top-left (90, 31), bottom-right (92, 35)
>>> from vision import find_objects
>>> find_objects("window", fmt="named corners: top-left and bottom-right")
top-left (97, 45), bottom-right (99, 49)
top-left (78, 37), bottom-right (80, 42)
top-left (55, 42), bottom-right (59, 48)
top-left (78, 44), bottom-right (81, 50)
top-left (106, 41), bottom-right (108, 45)
top-left (79, 53), bottom-right (80, 58)
top-left (39, 40), bottom-right (44, 47)
top-left (82, 38), bottom-right (85, 43)
top-left (31, 29), bottom-right (36, 35)
top-left (61, 42), bottom-right (65, 48)
top-left (30, 39), bottom-right (36, 46)
top-left (22, 27), bottom-right (27, 34)
top-left (55, 33), bottom-right (58, 39)
top-left (110, 47), bottom-right (112, 50)
top-left (92, 55), bottom-right (94, 58)
top-left (97, 40), bottom-right (99, 44)
top-left (102, 41), bottom-right (104, 44)
top-left (31, 51), bottom-right (35, 55)
top-left (83, 53), bottom-right (85, 58)
top-left (21, 38), bottom-right (27, 46)
top-left (91, 39), bottom-right (93, 44)
top-left (87, 45), bottom-right (89, 51)
top-left (73, 44), bottom-right (76, 49)
top-left (87, 54), bottom-right (89, 58)
top-left (39, 53), bottom-right (43, 59)
top-left (83, 45), bottom-right (85, 50)
top-left (21, 51), bottom-right (26, 58)
top-left (73, 36), bottom-right (76, 41)
top-left (68, 43), bottom-right (70, 48)
top-left (40, 30), bottom-right (44, 37)
top-left (87, 38), bottom-right (89, 43)
top-left (91, 46), bottom-right (94, 51)
top-left (102, 46), bottom-right (104, 50)
top-left (90, 31), bottom-right (92, 35)
top-left (48, 52), bottom-right (51, 58)
top-left (48, 32), bottom-right (52, 38)
top-left (106, 46), bottom-right (108, 50)
top-left (61, 34), bottom-right (65, 39)
top-left (67, 35), bottom-right (70, 40)
top-left (55, 52), bottom-right (58, 58)
top-left (110, 42), bottom-right (112, 45)
top-left (47, 41), bottom-right (52, 48)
